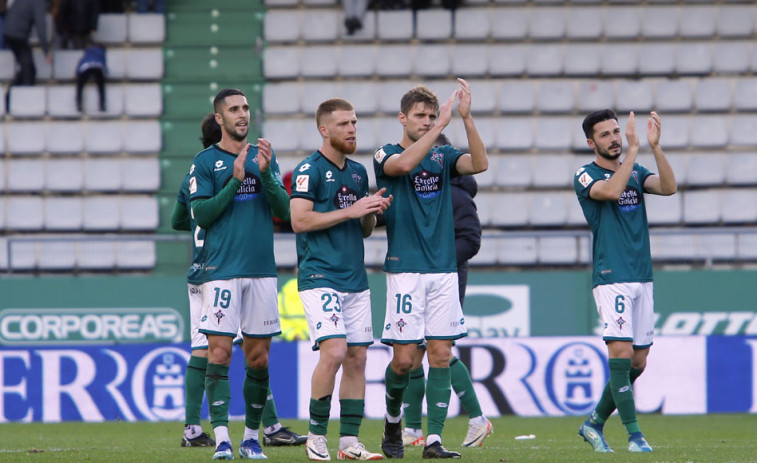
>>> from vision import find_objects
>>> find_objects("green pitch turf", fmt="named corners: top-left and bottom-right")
top-left (1, 414), bottom-right (755, 462)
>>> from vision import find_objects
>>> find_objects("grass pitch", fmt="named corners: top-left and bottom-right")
top-left (1, 414), bottom-right (755, 462)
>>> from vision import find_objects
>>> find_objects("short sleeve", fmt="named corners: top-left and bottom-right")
top-left (189, 156), bottom-right (215, 200)
top-left (291, 160), bottom-right (318, 201)
top-left (573, 166), bottom-right (597, 200)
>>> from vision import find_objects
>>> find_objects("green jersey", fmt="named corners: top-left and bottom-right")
top-left (373, 143), bottom-right (464, 273)
top-left (177, 172), bottom-right (204, 285)
top-left (189, 144), bottom-right (284, 282)
top-left (291, 151), bottom-right (370, 292)
top-left (574, 161), bottom-right (654, 287)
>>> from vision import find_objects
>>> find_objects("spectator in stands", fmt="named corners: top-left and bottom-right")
top-left (136, 0), bottom-right (164, 13)
top-left (75, 43), bottom-right (107, 112)
top-left (55, 0), bottom-right (99, 49)
top-left (2, 0), bottom-right (52, 87)
top-left (0, 0), bottom-right (7, 49)
top-left (574, 110), bottom-right (677, 454)
top-left (343, 0), bottom-right (367, 35)
top-left (99, 0), bottom-right (124, 13)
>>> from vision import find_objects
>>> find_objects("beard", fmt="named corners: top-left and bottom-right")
top-left (597, 143), bottom-right (621, 160)
top-left (223, 119), bottom-right (248, 142)
top-left (329, 134), bottom-right (356, 154)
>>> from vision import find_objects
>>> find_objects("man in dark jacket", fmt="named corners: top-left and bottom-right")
top-left (2, 0), bottom-right (51, 86)
top-left (56, 0), bottom-right (99, 49)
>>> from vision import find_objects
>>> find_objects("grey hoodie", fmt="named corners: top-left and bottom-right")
top-left (3, 0), bottom-right (50, 54)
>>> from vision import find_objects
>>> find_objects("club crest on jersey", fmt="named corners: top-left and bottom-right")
top-left (631, 170), bottom-right (639, 184)
top-left (616, 316), bottom-right (626, 330)
top-left (397, 318), bottom-right (406, 333)
top-left (430, 150), bottom-right (444, 167)
top-left (352, 172), bottom-right (361, 185)
top-left (331, 314), bottom-right (340, 327)
top-left (214, 310), bottom-right (224, 325)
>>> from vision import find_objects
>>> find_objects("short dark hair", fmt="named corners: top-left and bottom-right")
top-left (213, 88), bottom-right (246, 113)
top-left (200, 112), bottom-right (222, 148)
top-left (400, 85), bottom-right (438, 116)
top-left (582, 109), bottom-right (618, 139)
top-left (315, 98), bottom-right (354, 127)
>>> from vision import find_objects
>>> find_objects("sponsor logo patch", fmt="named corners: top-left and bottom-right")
top-left (578, 172), bottom-right (593, 189)
top-left (296, 175), bottom-right (309, 192)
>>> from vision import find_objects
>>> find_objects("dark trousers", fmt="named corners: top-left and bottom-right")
top-left (76, 68), bottom-right (106, 111)
top-left (5, 35), bottom-right (36, 85)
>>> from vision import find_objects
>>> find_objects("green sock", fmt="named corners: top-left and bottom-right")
top-left (450, 357), bottom-right (483, 418)
top-left (185, 356), bottom-right (208, 426)
top-left (608, 358), bottom-right (640, 434)
top-left (339, 399), bottom-right (364, 437)
top-left (262, 388), bottom-right (278, 428)
top-left (309, 396), bottom-right (331, 435)
top-left (385, 364), bottom-right (409, 419)
top-left (425, 367), bottom-right (451, 437)
top-left (404, 367), bottom-right (425, 430)
top-left (591, 366), bottom-right (644, 426)
top-left (205, 363), bottom-right (230, 428)
top-left (244, 366), bottom-right (270, 431)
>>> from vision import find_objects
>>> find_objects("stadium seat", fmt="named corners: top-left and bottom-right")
top-left (45, 197), bottom-right (83, 231)
top-left (683, 190), bottom-right (721, 224)
top-left (495, 119), bottom-right (533, 152)
top-left (713, 42), bottom-right (752, 74)
top-left (489, 44), bottom-right (527, 76)
top-left (679, 7), bottom-right (717, 38)
top-left (78, 241), bottom-right (117, 270)
top-left (301, 81), bottom-right (339, 115)
top-left (451, 44), bottom-right (489, 77)
top-left (9, 241), bottom-right (37, 270)
top-left (655, 79), bottom-right (693, 112)
top-left (377, 10), bottom-right (413, 41)
top-left (454, 8), bottom-right (491, 40)
top-left (468, 79), bottom-right (497, 114)
top-left (566, 8), bottom-right (602, 39)
top-left (263, 82), bottom-right (301, 115)
top-left (730, 115), bottom-right (757, 147)
top-left (563, 44), bottom-right (601, 77)
top-left (695, 79), bottom-right (732, 112)
top-left (85, 85), bottom-right (124, 118)
top-left (45, 159), bottom-right (84, 192)
top-left (416, 9), bottom-right (452, 40)
top-left (37, 241), bottom-right (77, 271)
top-left (7, 160), bottom-right (44, 192)
top-left (529, 192), bottom-right (568, 226)
top-left (526, 44), bottom-right (564, 76)
top-left (414, 44), bottom-right (451, 78)
top-left (537, 81), bottom-right (575, 114)
top-left (738, 234), bottom-right (757, 260)
top-left (498, 81), bottom-right (536, 113)
top-left (0, 51), bottom-right (15, 81)
top-left (301, 9), bottom-right (340, 42)
top-left (264, 47), bottom-right (299, 79)
top-left (641, 7), bottom-right (679, 38)
top-left (566, 191), bottom-right (587, 226)
top-left (9, 86), bottom-right (46, 118)
top-left (126, 49), bottom-right (164, 80)
top-left (93, 13), bottom-right (128, 43)
top-left (264, 10), bottom-right (300, 42)
top-left (734, 79), bottom-right (757, 111)
top-left (639, 43), bottom-right (676, 75)
top-left (85, 121), bottom-right (123, 154)
top-left (615, 80), bottom-right (654, 112)
top-left (690, 117), bottom-right (729, 148)
top-left (47, 85), bottom-right (79, 118)
top-left (273, 234), bottom-right (298, 267)
top-left (538, 235), bottom-right (578, 264)
top-left (490, 192), bottom-right (530, 227)
top-left (534, 117), bottom-right (574, 151)
top-left (339, 11), bottom-right (377, 41)
top-left (600, 44), bottom-right (638, 76)
top-left (341, 81), bottom-right (379, 115)
top-left (375, 46), bottom-right (414, 78)
top-left (717, 6), bottom-right (754, 38)
top-left (121, 196), bottom-right (159, 231)
top-left (0, 237), bottom-right (7, 269)
top-left (128, 13), bottom-right (165, 43)
top-left (124, 84), bottom-right (163, 117)
top-left (33, 49), bottom-right (53, 80)
top-left (473, 193), bottom-right (493, 227)
top-left (262, 119), bottom-right (300, 152)
top-left (377, 81), bottom-right (413, 113)
top-left (645, 192), bottom-right (682, 225)
top-left (297, 119), bottom-right (323, 152)
top-left (105, 48), bottom-right (127, 79)
top-left (0, 161), bottom-right (5, 192)
top-left (498, 236), bottom-right (538, 265)
top-left (576, 80), bottom-right (613, 112)
top-left (529, 8), bottom-right (565, 40)
top-left (52, 50), bottom-right (82, 80)
top-left (656, 115), bottom-right (690, 148)
top-left (122, 158), bottom-right (161, 192)
top-left (650, 233), bottom-right (698, 262)
top-left (726, 153), bottom-right (757, 186)
top-left (7, 122), bottom-right (46, 155)
top-left (83, 196), bottom-right (121, 230)
top-left (721, 189), bottom-right (757, 224)
top-left (677, 43), bottom-right (713, 75)
top-left (532, 154), bottom-right (574, 188)
top-left (85, 159), bottom-right (122, 192)
top-left (6, 197), bottom-right (44, 231)
top-left (699, 233), bottom-right (737, 261)
top-left (470, 234), bottom-right (498, 266)
top-left (117, 241), bottom-right (156, 269)
top-left (47, 121), bottom-right (85, 154)
top-left (490, 8), bottom-right (529, 40)
top-left (603, 7), bottom-right (641, 39)
top-left (123, 121), bottom-right (162, 153)
top-left (338, 45), bottom-right (376, 77)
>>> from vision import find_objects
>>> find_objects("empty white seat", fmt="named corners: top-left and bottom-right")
top-left (645, 192), bottom-right (682, 225)
top-left (451, 44), bottom-right (489, 77)
top-left (734, 79), bottom-right (757, 110)
top-left (7, 122), bottom-right (47, 155)
top-left (657, 115), bottom-right (690, 148)
top-left (650, 233), bottom-right (697, 261)
top-left (263, 82), bottom-right (301, 115)
top-left (566, 8), bottom-right (602, 39)
top-left (93, 13), bottom-right (128, 43)
top-left (414, 44), bottom-right (451, 78)
top-left (83, 196), bottom-right (121, 230)
top-left (302, 81), bottom-right (339, 115)
top-left (563, 44), bottom-right (601, 76)
top-left (85, 85), bottom-right (124, 118)
top-left (117, 241), bottom-right (156, 269)
top-left (124, 121), bottom-right (161, 153)
top-left (377, 10), bottom-right (413, 41)
top-left (489, 45), bottom-right (527, 76)
top-left (86, 121), bottom-right (123, 154)
top-left (738, 234), bottom-right (757, 260)
top-left (494, 154), bottom-right (532, 188)
top-left (6, 197), bottom-right (44, 231)
top-left (576, 80), bottom-right (613, 113)
top-left (129, 13), bottom-right (165, 44)
top-left (262, 119), bottom-right (300, 152)
top-left (714, 42), bottom-right (753, 74)
top-left (126, 49), bottom-right (164, 80)
top-left (700, 233), bottom-right (737, 261)
top-left (601, 44), bottom-right (638, 76)
top-left (0, 237), bottom-right (7, 269)
top-left (641, 7), bottom-right (678, 38)
top-left (683, 190), bottom-right (721, 224)
top-left (454, 8), bottom-right (491, 40)
top-left (495, 119), bottom-right (533, 151)
top-left (534, 117), bottom-right (574, 151)
top-left (123, 84), bottom-right (162, 117)
top-left (47, 121), bottom-right (85, 154)
top-left (676, 43), bottom-right (713, 75)
top-left (529, 8), bottom-right (565, 40)
top-left (468, 79), bottom-right (497, 114)
top-left (85, 159), bottom-right (122, 191)
top-left (37, 241), bottom-right (77, 271)
top-left (726, 153), bottom-right (757, 186)
top-left (490, 8), bottom-right (529, 40)
top-left (721, 189), bottom-right (757, 224)
top-left (273, 234), bottom-right (298, 267)
top-left (9, 86), bottom-right (46, 117)
top-left (717, 6), bottom-right (754, 38)
top-left (341, 81), bottom-right (378, 115)
top-left (490, 192), bottom-right (530, 227)
top-left (47, 85), bottom-right (79, 118)
top-left (538, 236), bottom-right (578, 264)
top-left (46, 158), bottom-right (84, 192)
top-left (416, 9), bottom-right (452, 40)
top-left (0, 161), bottom-right (5, 192)
top-left (498, 81), bottom-right (535, 113)
top-left (469, 234), bottom-right (498, 266)
top-left (301, 10), bottom-right (339, 42)
top-left (532, 154), bottom-right (574, 188)
top-left (264, 10), bottom-right (300, 42)
top-left (537, 81), bottom-right (575, 114)
top-left (730, 115), bottom-right (757, 146)
top-left (7, 159), bottom-right (44, 192)
top-left (297, 119), bottom-right (323, 152)
top-left (655, 79), bottom-right (693, 112)
top-left (679, 7), bottom-right (717, 38)
top-left (52, 50), bottom-right (82, 80)
top-left (526, 44), bottom-right (563, 76)
top-left (338, 45), bottom-right (376, 77)
top-left (690, 117), bottom-right (729, 148)
top-left (78, 240), bottom-right (118, 270)
top-left (529, 192), bottom-right (568, 226)
top-left (639, 43), bottom-right (676, 75)
top-left (377, 80), bottom-right (414, 113)
top-left (473, 193), bottom-right (493, 227)
top-left (104, 48), bottom-right (126, 79)
top-left (0, 51), bottom-right (15, 81)
top-left (45, 197), bottom-right (83, 231)
top-left (33, 49), bottom-right (53, 80)
top-left (9, 241), bottom-right (37, 271)
top-left (339, 11), bottom-right (377, 41)
top-left (264, 47), bottom-right (299, 79)
top-left (695, 79), bottom-right (732, 112)
top-left (121, 196), bottom-right (159, 230)
top-left (122, 158), bottom-right (161, 192)
top-left (604, 7), bottom-right (641, 39)
top-left (374, 46), bottom-right (414, 77)
top-left (499, 236), bottom-right (538, 265)
top-left (615, 80), bottom-right (654, 112)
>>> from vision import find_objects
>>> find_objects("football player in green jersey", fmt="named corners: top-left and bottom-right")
top-left (374, 79), bottom-right (488, 459)
top-left (189, 89), bottom-right (291, 460)
top-left (574, 109), bottom-right (676, 454)
top-left (290, 98), bottom-right (391, 461)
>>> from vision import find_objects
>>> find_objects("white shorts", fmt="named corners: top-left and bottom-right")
top-left (300, 288), bottom-right (374, 351)
top-left (593, 282), bottom-right (654, 348)
top-left (188, 284), bottom-right (208, 350)
top-left (381, 273), bottom-right (467, 345)
top-left (199, 278), bottom-right (281, 338)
